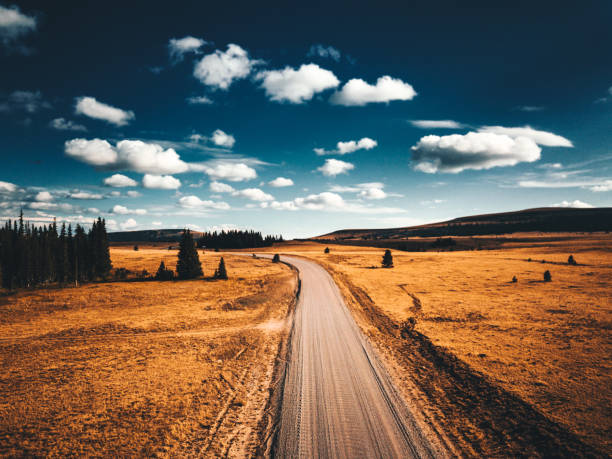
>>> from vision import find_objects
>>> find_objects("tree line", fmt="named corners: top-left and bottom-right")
top-left (197, 230), bottom-right (283, 249)
top-left (0, 212), bottom-right (112, 289)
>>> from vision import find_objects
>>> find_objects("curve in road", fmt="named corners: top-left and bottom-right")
top-left (272, 255), bottom-right (442, 459)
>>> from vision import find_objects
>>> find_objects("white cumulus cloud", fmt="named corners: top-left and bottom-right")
top-left (35, 191), bottom-right (53, 202)
top-left (112, 205), bottom-right (147, 215)
top-left (65, 138), bottom-right (189, 174)
top-left (410, 120), bottom-right (464, 129)
top-left (330, 75), bottom-right (417, 106)
top-left (478, 125), bottom-right (573, 147)
top-left (317, 158), bottom-right (354, 177)
top-left (194, 162), bottom-right (257, 182)
top-left (178, 195), bottom-right (230, 210)
top-left (103, 174), bottom-right (137, 187)
top-left (0, 5), bottom-right (36, 47)
top-left (315, 137), bottom-right (377, 155)
top-left (168, 36), bottom-right (207, 62)
top-left (552, 200), bottom-right (594, 209)
top-left (0, 181), bottom-right (17, 192)
top-left (211, 129), bottom-right (235, 148)
top-left (256, 63), bottom-right (340, 104)
top-left (142, 174), bottom-right (181, 190)
top-left (209, 181), bottom-right (235, 193)
top-left (120, 218), bottom-right (138, 230)
top-left (193, 44), bottom-right (260, 90)
top-left (233, 188), bottom-right (274, 201)
top-left (75, 96), bottom-right (135, 126)
top-left (69, 191), bottom-right (104, 200)
top-left (411, 132), bottom-right (541, 173)
top-left (268, 177), bottom-right (294, 187)
top-left (307, 44), bottom-right (341, 61)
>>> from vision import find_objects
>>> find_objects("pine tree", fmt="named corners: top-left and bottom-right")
top-left (176, 229), bottom-right (203, 279)
top-left (324, 247), bottom-right (330, 254)
top-left (272, 254), bottom-right (280, 263)
top-left (214, 257), bottom-right (228, 279)
top-left (155, 261), bottom-right (174, 280)
top-left (381, 250), bottom-right (394, 268)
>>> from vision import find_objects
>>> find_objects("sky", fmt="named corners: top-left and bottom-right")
top-left (1, 0), bottom-right (611, 238)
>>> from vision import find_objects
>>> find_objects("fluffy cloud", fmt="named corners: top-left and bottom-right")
top-left (0, 5), bottom-right (36, 47)
top-left (478, 126), bottom-right (573, 147)
top-left (211, 129), bottom-right (235, 148)
top-left (49, 117), bottom-right (87, 132)
top-left (103, 174), bottom-right (137, 187)
top-left (210, 181), bottom-right (235, 193)
top-left (178, 195), bottom-right (230, 210)
top-left (317, 158), bottom-right (355, 177)
top-left (69, 191), bottom-right (104, 200)
top-left (194, 162), bottom-right (257, 182)
top-left (256, 64), bottom-right (340, 103)
top-left (120, 218), bottom-right (138, 230)
top-left (0, 181), bottom-right (17, 192)
top-left (193, 44), bottom-right (259, 90)
top-left (75, 96), bottom-right (135, 126)
top-left (410, 120), bottom-right (464, 129)
top-left (552, 200), bottom-right (594, 209)
top-left (168, 36), bottom-right (207, 62)
top-left (411, 132), bottom-right (541, 173)
top-left (307, 44), bottom-right (341, 61)
top-left (65, 139), bottom-right (189, 174)
top-left (330, 76), bottom-right (417, 106)
top-left (315, 137), bottom-right (377, 155)
top-left (112, 205), bottom-right (147, 215)
top-left (0, 90), bottom-right (50, 113)
top-left (142, 174), bottom-right (181, 190)
top-left (127, 190), bottom-right (141, 197)
top-left (233, 188), bottom-right (274, 201)
top-left (35, 191), bottom-right (53, 202)
top-left (268, 177), bottom-right (294, 187)
top-left (187, 95), bottom-right (213, 105)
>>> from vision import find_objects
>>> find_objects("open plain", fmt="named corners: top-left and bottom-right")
top-left (0, 247), bottom-right (297, 457)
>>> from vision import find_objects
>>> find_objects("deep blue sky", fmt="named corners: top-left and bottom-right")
top-left (1, 0), bottom-right (611, 237)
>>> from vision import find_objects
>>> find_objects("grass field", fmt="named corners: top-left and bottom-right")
top-left (258, 234), bottom-right (612, 454)
top-left (0, 247), bottom-right (297, 457)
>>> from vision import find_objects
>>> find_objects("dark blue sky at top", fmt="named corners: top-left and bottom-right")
top-left (1, 0), bottom-right (611, 237)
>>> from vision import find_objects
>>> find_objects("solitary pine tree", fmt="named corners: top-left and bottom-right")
top-left (382, 250), bottom-right (394, 268)
top-left (214, 257), bottom-right (228, 279)
top-left (272, 254), bottom-right (280, 263)
top-left (324, 247), bottom-right (330, 254)
top-left (176, 229), bottom-right (203, 279)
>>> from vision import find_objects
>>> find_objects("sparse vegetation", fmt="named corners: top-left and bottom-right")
top-left (381, 249), bottom-right (393, 268)
top-left (155, 261), bottom-right (174, 280)
top-left (512, 276), bottom-right (517, 283)
top-left (568, 254), bottom-right (576, 265)
top-left (544, 270), bottom-right (552, 282)
top-left (272, 253), bottom-right (280, 263)
top-left (133, 244), bottom-right (139, 251)
top-left (324, 247), bottom-right (330, 253)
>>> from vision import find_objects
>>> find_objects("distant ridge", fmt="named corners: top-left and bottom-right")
top-left (108, 229), bottom-right (204, 243)
top-left (315, 207), bottom-right (612, 241)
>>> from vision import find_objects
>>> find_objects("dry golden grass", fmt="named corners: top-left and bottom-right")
top-left (262, 235), bottom-right (612, 453)
top-left (0, 247), bottom-right (296, 457)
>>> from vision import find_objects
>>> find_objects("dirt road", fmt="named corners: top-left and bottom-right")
top-left (271, 255), bottom-right (442, 458)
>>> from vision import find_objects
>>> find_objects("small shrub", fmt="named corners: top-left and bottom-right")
top-left (133, 245), bottom-right (139, 251)
top-left (568, 255), bottom-right (577, 265)
top-left (214, 257), bottom-right (228, 280)
top-left (155, 261), bottom-right (174, 281)
top-left (114, 267), bottom-right (129, 280)
top-left (381, 250), bottom-right (393, 268)
top-left (527, 258), bottom-right (532, 262)
top-left (140, 269), bottom-right (150, 279)
top-left (252, 253), bottom-right (257, 258)
top-left (272, 254), bottom-right (280, 263)
top-left (324, 247), bottom-right (330, 254)
top-left (512, 276), bottom-right (517, 283)
top-left (543, 270), bottom-right (552, 282)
